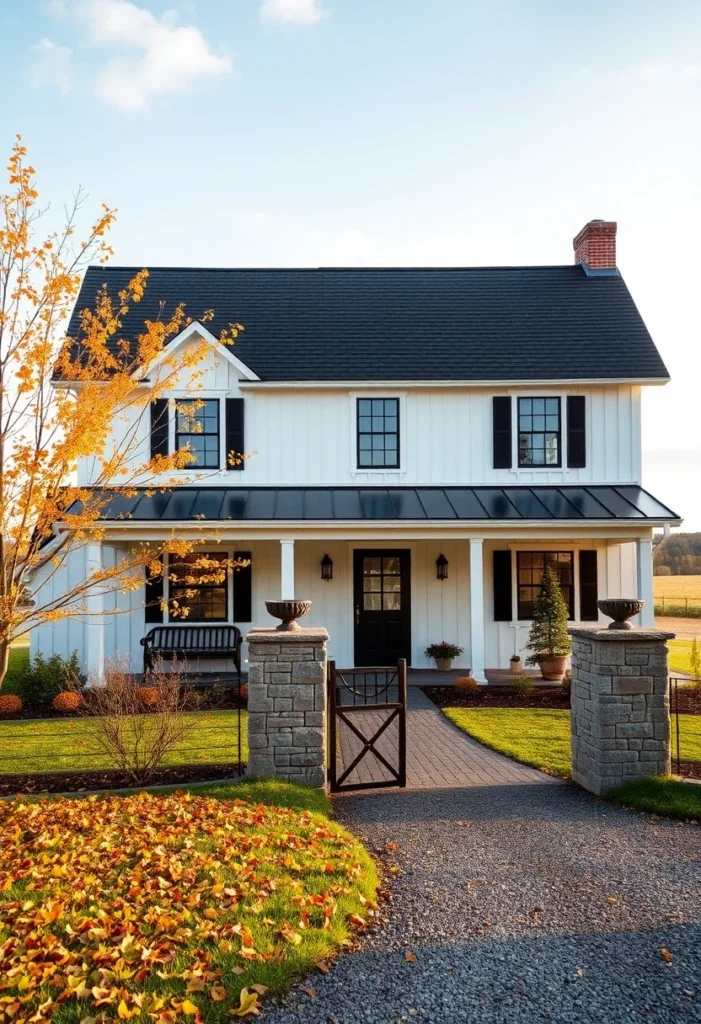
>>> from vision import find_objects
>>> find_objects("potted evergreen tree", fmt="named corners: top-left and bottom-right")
top-left (525, 565), bottom-right (571, 681)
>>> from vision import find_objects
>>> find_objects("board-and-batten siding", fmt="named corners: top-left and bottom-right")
top-left (29, 538), bottom-right (637, 674)
top-left (76, 337), bottom-right (642, 488)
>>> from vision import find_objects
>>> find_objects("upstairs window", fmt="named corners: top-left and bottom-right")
top-left (175, 399), bottom-right (220, 469)
top-left (357, 398), bottom-right (399, 468)
top-left (518, 397), bottom-right (561, 467)
top-left (517, 551), bottom-right (574, 620)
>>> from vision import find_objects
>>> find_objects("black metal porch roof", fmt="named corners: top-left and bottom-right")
top-left (81, 486), bottom-right (679, 522)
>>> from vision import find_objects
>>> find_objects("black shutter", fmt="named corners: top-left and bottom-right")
top-left (493, 550), bottom-right (512, 622)
top-left (567, 396), bottom-right (586, 468)
top-left (144, 555), bottom-right (164, 623)
top-left (493, 397), bottom-right (512, 469)
top-left (579, 550), bottom-right (598, 621)
top-left (226, 398), bottom-right (245, 471)
top-left (150, 399), bottom-right (169, 459)
top-left (233, 551), bottom-right (252, 622)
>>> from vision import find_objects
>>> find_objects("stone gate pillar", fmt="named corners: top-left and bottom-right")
top-left (245, 627), bottom-right (328, 789)
top-left (570, 627), bottom-right (674, 796)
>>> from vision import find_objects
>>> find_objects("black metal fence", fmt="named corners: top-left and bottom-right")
top-left (668, 676), bottom-right (701, 779)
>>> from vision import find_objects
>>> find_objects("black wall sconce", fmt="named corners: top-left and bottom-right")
top-left (436, 553), bottom-right (449, 581)
top-left (321, 554), bottom-right (334, 581)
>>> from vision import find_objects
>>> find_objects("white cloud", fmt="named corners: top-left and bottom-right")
top-left (260, 0), bottom-right (329, 26)
top-left (29, 37), bottom-right (73, 94)
top-left (36, 0), bottom-right (232, 110)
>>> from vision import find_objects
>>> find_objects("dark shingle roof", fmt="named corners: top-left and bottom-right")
top-left (65, 265), bottom-right (669, 381)
top-left (71, 486), bottom-right (679, 522)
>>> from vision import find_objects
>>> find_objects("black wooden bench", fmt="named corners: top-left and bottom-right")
top-left (141, 625), bottom-right (243, 679)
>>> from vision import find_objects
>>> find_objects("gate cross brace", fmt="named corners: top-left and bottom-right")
top-left (335, 707), bottom-right (401, 787)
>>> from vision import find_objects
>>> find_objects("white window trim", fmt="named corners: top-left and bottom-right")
top-left (349, 390), bottom-right (408, 478)
top-left (507, 389), bottom-right (570, 473)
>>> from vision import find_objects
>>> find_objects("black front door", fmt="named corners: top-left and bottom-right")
top-left (353, 549), bottom-right (411, 666)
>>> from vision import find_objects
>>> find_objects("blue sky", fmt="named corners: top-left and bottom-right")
top-left (1, 0), bottom-right (700, 526)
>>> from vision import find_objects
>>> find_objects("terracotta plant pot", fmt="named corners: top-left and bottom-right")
top-left (434, 657), bottom-right (453, 672)
top-left (537, 654), bottom-right (568, 681)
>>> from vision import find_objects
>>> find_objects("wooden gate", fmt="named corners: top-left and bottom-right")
top-left (327, 659), bottom-right (407, 793)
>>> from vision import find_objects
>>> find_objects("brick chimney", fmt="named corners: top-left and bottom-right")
top-left (573, 219), bottom-right (617, 269)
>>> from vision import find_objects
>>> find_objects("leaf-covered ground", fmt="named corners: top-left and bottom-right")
top-left (0, 788), bottom-right (378, 1022)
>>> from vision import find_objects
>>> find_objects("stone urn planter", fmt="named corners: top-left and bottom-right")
top-left (597, 598), bottom-right (644, 630)
top-left (536, 654), bottom-right (568, 681)
top-left (265, 599), bottom-right (312, 632)
top-left (510, 655), bottom-right (522, 676)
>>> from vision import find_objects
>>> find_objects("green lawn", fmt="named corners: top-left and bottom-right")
top-left (668, 639), bottom-right (699, 676)
top-left (606, 777), bottom-right (701, 821)
top-left (443, 706), bottom-right (701, 777)
top-left (0, 709), bottom-right (248, 774)
top-left (1, 645), bottom-right (30, 693)
top-left (0, 781), bottom-right (378, 1021)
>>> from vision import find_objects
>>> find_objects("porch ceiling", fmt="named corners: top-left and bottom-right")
top-left (69, 485), bottom-right (679, 525)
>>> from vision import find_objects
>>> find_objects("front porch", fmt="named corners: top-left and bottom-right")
top-left (67, 532), bottom-right (656, 686)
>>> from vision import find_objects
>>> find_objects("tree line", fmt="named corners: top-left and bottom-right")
top-left (653, 532), bottom-right (701, 576)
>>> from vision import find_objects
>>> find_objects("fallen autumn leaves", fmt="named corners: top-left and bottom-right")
top-left (0, 790), bottom-right (378, 1022)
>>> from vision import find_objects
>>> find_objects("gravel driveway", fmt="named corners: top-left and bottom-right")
top-left (268, 783), bottom-right (701, 1024)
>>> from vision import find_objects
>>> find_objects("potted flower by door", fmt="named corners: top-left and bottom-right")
top-left (525, 564), bottom-right (571, 681)
top-left (509, 654), bottom-right (522, 676)
top-left (425, 641), bottom-right (464, 672)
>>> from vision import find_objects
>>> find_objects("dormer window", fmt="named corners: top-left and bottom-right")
top-left (518, 397), bottom-right (561, 467)
top-left (357, 398), bottom-right (399, 468)
top-left (176, 399), bottom-right (220, 468)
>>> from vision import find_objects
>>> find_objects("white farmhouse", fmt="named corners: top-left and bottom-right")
top-left (31, 220), bottom-right (680, 682)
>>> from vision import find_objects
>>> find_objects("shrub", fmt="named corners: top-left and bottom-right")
top-left (0, 693), bottom-right (22, 716)
top-left (138, 685), bottom-right (160, 707)
top-left (455, 676), bottom-right (480, 695)
top-left (561, 669), bottom-right (572, 696)
top-left (78, 659), bottom-right (197, 784)
top-left (18, 651), bottom-right (83, 704)
top-left (511, 675), bottom-right (534, 696)
top-left (52, 690), bottom-right (82, 713)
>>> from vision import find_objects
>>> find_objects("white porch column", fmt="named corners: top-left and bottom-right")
top-left (469, 537), bottom-right (487, 685)
top-left (85, 541), bottom-right (105, 683)
top-left (280, 540), bottom-right (295, 599)
top-left (636, 538), bottom-right (655, 627)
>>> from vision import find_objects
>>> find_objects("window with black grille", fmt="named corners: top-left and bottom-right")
top-left (175, 399), bottom-right (220, 468)
top-left (517, 551), bottom-right (574, 620)
top-left (168, 552), bottom-right (228, 621)
top-left (518, 397), bottom-right (561, 467)
top-left (357, 398), bottom-right (399, 468)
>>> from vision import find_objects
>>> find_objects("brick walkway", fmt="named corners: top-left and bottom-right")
top-left (335, 687), bottom-right (561, 790)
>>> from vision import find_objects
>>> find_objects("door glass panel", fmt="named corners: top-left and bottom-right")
top-left (383, 576), bottom-right (400, 592)
top-left (364, 593), bottom-right (381, 611)
top-left (364, 577), bottom-right (381, 592)
top-left (383, 593), bottom-right (401, 611)
top-left (364, 557), bottom-right (381, 575)
top-left (383, 556), bottom-right (400, 573)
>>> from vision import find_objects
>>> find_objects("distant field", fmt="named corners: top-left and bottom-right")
top-left (655, 575), bottom-right (701, 599)
top-left (655, 575), bottom-right (701, 616)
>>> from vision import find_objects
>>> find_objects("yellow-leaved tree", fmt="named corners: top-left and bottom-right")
top-left (0, 137), bottom-right (243, 689)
